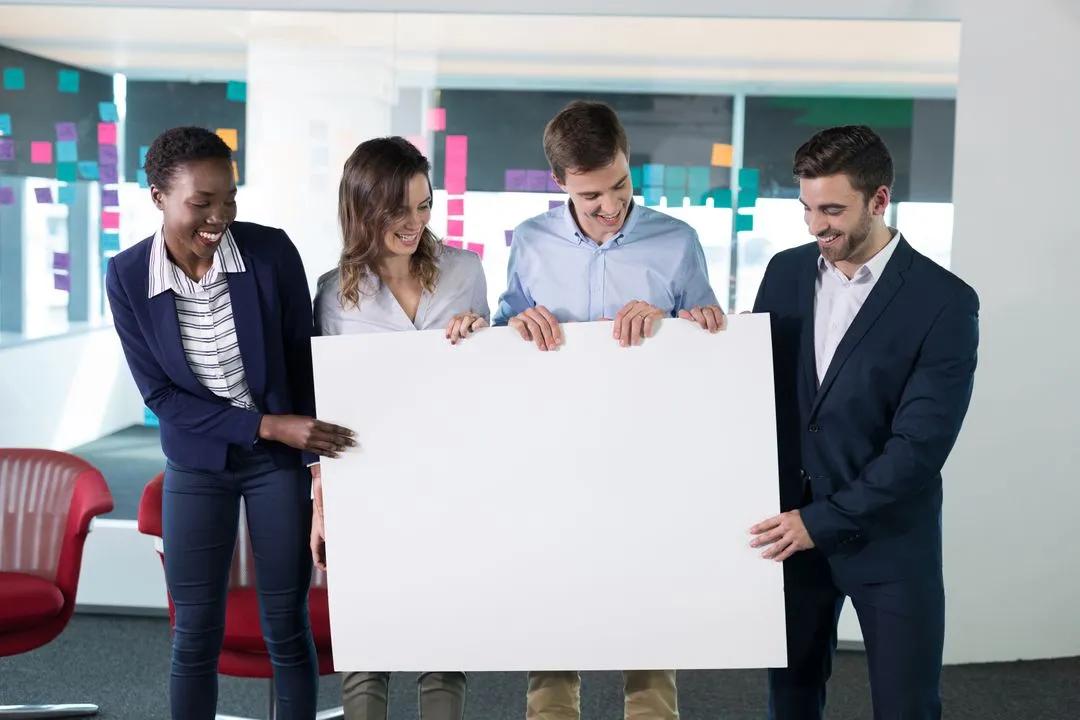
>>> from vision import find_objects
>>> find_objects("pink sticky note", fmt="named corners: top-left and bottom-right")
top-left (101, 210), bottom-right (120, 230)
top-left (444, 175), bottom-right (466, 195)
top-left (447, 219), bottom-right (464, 237)
top-left (447, 198), bottom-right (464, 216)
top-left (466, 242), bottom-right (485, 260)
top-left (426, 108), bottom-right (446, 132)
top-left (98, 122), bottom-right (117, 145)
top-left (445, 239), bottom-right (463, 249)
top-left (31, 141), bottom-right (53, 164)
top-left (445, 134), bottom-right (467, 160)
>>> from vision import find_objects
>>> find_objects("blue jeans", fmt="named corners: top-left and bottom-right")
top-left (163, 445), bottom-right (317, 720)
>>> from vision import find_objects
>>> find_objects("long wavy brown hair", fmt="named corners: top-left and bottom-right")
top-left (337, 136), bottom-right (440, 309)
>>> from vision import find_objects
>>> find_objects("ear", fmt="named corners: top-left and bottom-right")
top-left (149, 184), bottom-right (167, 212)
top-left (870, 185), bottom-right (891, 216)
top-left (551, 172), bottom-right (567, 194)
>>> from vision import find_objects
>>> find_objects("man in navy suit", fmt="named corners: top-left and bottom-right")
top-left (748, 125), bottom-right (979, 719)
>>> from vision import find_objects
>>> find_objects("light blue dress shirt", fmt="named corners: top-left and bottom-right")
top-left (493, 201), bottom-right (718, 325)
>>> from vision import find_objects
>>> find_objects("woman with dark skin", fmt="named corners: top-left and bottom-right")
top-left (106, 126), bottom-right (352, 719)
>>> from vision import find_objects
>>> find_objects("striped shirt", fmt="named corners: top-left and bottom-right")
top-left (147, 227), bottom-right (256, 410)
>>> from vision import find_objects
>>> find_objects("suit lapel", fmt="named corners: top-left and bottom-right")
top-left (227, 254), bottom-right (266, 400)
top-left (149, 291), bottom-right (202, 389)
top-left (798, 252), bottom-right (819, 407)
top-left (810, 238), bottom-right (913, 417)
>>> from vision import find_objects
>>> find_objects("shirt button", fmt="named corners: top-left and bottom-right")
top-left (808, 423), bottom-right (820, 433)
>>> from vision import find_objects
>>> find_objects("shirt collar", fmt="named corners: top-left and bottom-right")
top-left (561, 199), bottom-right (641, 247)
top-left (148, 226), bottom-right (245, 298)
top-left (817, 227), bottom-right (901, 282)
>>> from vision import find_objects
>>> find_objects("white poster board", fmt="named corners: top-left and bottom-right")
top-left (313, 314), bottom-right (786, 671)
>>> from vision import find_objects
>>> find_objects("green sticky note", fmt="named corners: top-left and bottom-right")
top-left (3, 67), bottom-right (26, 91)
top-left (630, 166), bottom-right (642, 189)
top-left (643, 187), bottom-right (662, 206)
top-left (736, 212), bottom-right (754, 232)
top-left (56, 162), bottom-right (77, 182)
top-left (58, 185), bottom-right (76, 205)
top-left (226, 81), bottom-right (247, 102)
top-left (710, 187), bottom-right (733, 208)
top-left (665, 166), bottom-right (688, 188)
top-left (738, 167), bottom-right (760, 190)
top-left (688, 166), bottom-right (711, 191)
top-left (738, 186), bottom-right (758, 208)
top-left (58, 69), bottom-right (80, 93)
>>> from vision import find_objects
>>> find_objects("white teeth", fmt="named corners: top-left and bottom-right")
top-left (197, 231), bottom-right (222, 241)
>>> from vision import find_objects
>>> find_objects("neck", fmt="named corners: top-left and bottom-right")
top-left (163, 232), bottom-right (213, 282)
top-left (835, 223), bottom-right (893, 279)
top-left (378, 254), bottom-right (414, 283)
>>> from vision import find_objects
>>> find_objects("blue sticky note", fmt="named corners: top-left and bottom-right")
top-left (101, 231), bottom-right (121, 254)
top-left (137, 169), bottom-right (149, 188)
top-left (0, 114), bottom-right (12, 136)
top-left (139, 145), bottom-right (149, 168)
top-left (630, 166), bottom-right (642, 189)
top-left (642, 164), bottom-right (664, 187)
top-left (78, 161), bottom-right (100, 180)
top-left (3, 68), bottom-right (26, 91)
top-left (143, 407), bottom-right (160, 427)
top-left (710, 188), bottom-right (733, 208)
top-left (736, 213), bottom-right (754, 232)
top-left (688, 166), bottom-right (711, 191)
top-left (56, 140), bottom-right (78, 163)
top-left (737, 186), bottom-right (758, 208)
top-left (738, 167), bottom-right (760, 190)
top-left (98, 102), bottom-right (119, 122)
top-left (643, 187), bottom-right (662, 206)
top-left (226, 81), bottom-right (247, 102)
top-left (57, 69), bottom-right (80, 93)
top-left (665, 166), bottom-right (688, 188)
top-left (58, 185), bottom-right (77, 205)
top-left (56, 162), bottom-right (77, 182)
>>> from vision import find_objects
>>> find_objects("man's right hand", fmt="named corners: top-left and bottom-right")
top-left (508, 306), bottom-right (563, 351)
top-left (258, 415), bottom-right (355, 458)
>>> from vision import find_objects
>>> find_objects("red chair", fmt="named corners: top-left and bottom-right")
top-left (137, 473), bottom-right (343, 720)
top-left (0, 449), bottom-right (114, 718)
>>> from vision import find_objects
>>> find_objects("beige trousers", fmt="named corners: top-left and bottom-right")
top-left (525, 670), bottom-right (679, 720)
top-left (342, 671), bottom-right (466, 720)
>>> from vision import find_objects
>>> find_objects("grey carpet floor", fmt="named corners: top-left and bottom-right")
top-left (1, 614), bottom-right (1077, 719)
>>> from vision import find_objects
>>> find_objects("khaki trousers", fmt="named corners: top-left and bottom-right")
top-left (526, 670), bottom-right (679, 720)
top-left (342, 671), bottom-right (466, 720)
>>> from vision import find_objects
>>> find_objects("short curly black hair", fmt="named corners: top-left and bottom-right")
top-left (144, 126), bottom-right (233, 192)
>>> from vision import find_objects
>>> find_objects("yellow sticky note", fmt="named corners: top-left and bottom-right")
top-left (216, 128), bottom-right (239, 151)
top-left (711, 143), bottom-right (733, 167)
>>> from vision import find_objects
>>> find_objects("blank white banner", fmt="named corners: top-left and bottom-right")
top-left (313, 314), bottom-right (786, 672)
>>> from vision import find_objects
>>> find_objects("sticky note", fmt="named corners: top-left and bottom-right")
top-left (55, 122), bottom-right (78, 141)
top-left (101, 231), bottom-right (121, 253)
top-left (56, 140), bottom-right (78, 163)
top-left (447, 198), bottom-right (464, 216)
top-left (465, 242), bottom-right (484, 260)
top-left (444, 239), bottom-right (463, 249)
top-left (78, 161), bottom-right (99, 180)
top-left (35, 187), bottom-right (54, 204)
top-left (738, 167), bottom-right (760, 190)
top-left (31, 142), bottom-right (53, 164)
top-left (226, 81), bottom-right (247, 102)
top-left (101, 210), bottom-right (120, 230)
top-left (710, 188), bottom-right (733, 208)
top-left (643, 163), bottom-right (664, 187)
top-left (98, 102), bottom-right (119, 122)
top-left (99, 163), bottom-right (118, 184)
top-left (53, 252), bottom-right (70, 270)
top-left (139, 145), bottom-right (149, 167)
top-left (688, 166), bottom-right (711, 192)
top-left (504, 230), bottom-right (513, 247)
top-left (215, 128), bottom-right (238, 151)
top-left (444, 168), bottom-right (466, 195)
top-left (58, 69), bottom-right (80, 93)
top-left (137, 169), bottom-right (149, 188)
top-left (56, 162), bottom-right (77, 182)
top-left (0, 139), bottom-right (15, 161)
top-left (0, 186), bottom-right (14, 205)
top-left (711, 143), bottom-right (733, 167)
top-left (426, 107), bottom-right (446, 132)
top-left (98, 123), bottom-right (117, 145)
top-left (549, 200), bottom-right (565, 210)
top-left (101, 189), bottom-right (119, 207)
top-left (665, 166), bottom-right (688, 188)
top-left (0, 114), bottom-right (10, 136)
top-left (3, 68), bottom-right (25, 91)
top-left (504, 169), bottom-right (527, 191)
top-left (54, 273), bottom-right (70, 292)
top-left (643, 187), bottom-right (662, 206)
top-left (630, 166), bottom-right (642, 189)
top-left (736, 213), bottom-right (754, 232)
top-left (525, 170), bottom-right (548, 192)
top-left (447, 219), bottom-right (464, 237)
top-left (58, 185), bottom-right (76, 205)
top-left (445, 134), bottom-right (467, 160)
top-left (99, 144), bottom-right (118, 165)
top-left (737, 186), bottom-right (758, 208)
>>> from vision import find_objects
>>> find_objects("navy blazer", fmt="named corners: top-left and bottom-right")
top-left (754, 236), bottom-right (979, 584)
top-left (106, 221), bottom-right (317, 472)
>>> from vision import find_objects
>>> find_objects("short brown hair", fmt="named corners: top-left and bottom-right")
top-left (543, 101), bottom-right (629, 183)
top-left (792, 125), bottom-right (893, 200)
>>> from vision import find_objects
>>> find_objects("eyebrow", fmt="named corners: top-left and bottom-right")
top-left (194, 189), bottom-right (237, 196)
top-left (582, 174), bottom-right (629, 194)
top-left (799, 198), bottom-right (846, 210)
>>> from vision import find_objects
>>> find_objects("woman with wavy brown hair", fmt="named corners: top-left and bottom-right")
top-left (310, 136), bottom-right (486, 720)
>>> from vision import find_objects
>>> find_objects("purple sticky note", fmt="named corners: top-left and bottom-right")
top-left (53, 251), bottom-right (70, 270)
top-left (0, 187), bottom-right (14, 205)
top-left (101, 189), bottom-right (119, 207)
top-left (99, 144), bottom-right (118, 165)
top-left (504, 230), bottom-right (513, 247)
top-left (526, 170), bottom-right (548, 192)
top-left (546, 175), bottom-right (561, 192)
top-left (505, 169), bottom-right (527, 191)
top-left (54, 273), bottom-right (71, 292)
top-left (0, 139), bottom-right (13, 161)
top-left (99, 163), bottom-right (118, 184)
top-left (35, 187), bottom-right (53, 204)
top-left (56, 122), bottom-right (78, 141)
top-left (549, 200), bottom-right (565, 210)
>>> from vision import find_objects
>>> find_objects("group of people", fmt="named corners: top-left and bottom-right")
top-left (106, 100), bottom-right (979, 720)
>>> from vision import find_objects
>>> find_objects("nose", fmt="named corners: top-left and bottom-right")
top-left (807, 213), bottom-right (830, 237)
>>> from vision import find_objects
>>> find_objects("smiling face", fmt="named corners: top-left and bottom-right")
top-left (151, 158), bottom-right (237, 267)
top-left (799, 173), bottom-right (889, 269)
top-left (557, 150), bottom-right (633, 244)
top-left (381, 172), bottom-right (432, 259)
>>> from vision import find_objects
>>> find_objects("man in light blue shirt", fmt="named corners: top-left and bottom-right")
top-left (495, 101), bottom-right (726, 720)
top-left (493, 102), bottom-right (725, 353)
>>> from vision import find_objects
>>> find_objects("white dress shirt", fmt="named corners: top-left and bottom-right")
top-left (814, 228), bottom-right (901, 385)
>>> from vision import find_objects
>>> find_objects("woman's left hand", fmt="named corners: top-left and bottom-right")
top-left (446, 312), bottom-right (488, 345)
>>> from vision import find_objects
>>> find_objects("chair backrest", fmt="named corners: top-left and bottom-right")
top-left (0, 450), bottom-right (85, 582)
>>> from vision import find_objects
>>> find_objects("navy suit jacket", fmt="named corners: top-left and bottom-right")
top-left (106, 221), bottom-right (317, 472)
top-left (754, 236), bottom-right (979, 584)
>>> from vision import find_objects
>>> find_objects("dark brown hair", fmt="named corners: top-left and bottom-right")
top-left (792, 125), bottom-right (894, 200)
top-left (543, 101), bottom-right (629, 183)
top-left (145, 126), bottom-right (232, 192)
top-left (337, 136), bottom-right (439, 309)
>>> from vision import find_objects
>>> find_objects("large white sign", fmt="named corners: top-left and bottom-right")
top-left (313, 314), bottom-right (786, 672)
